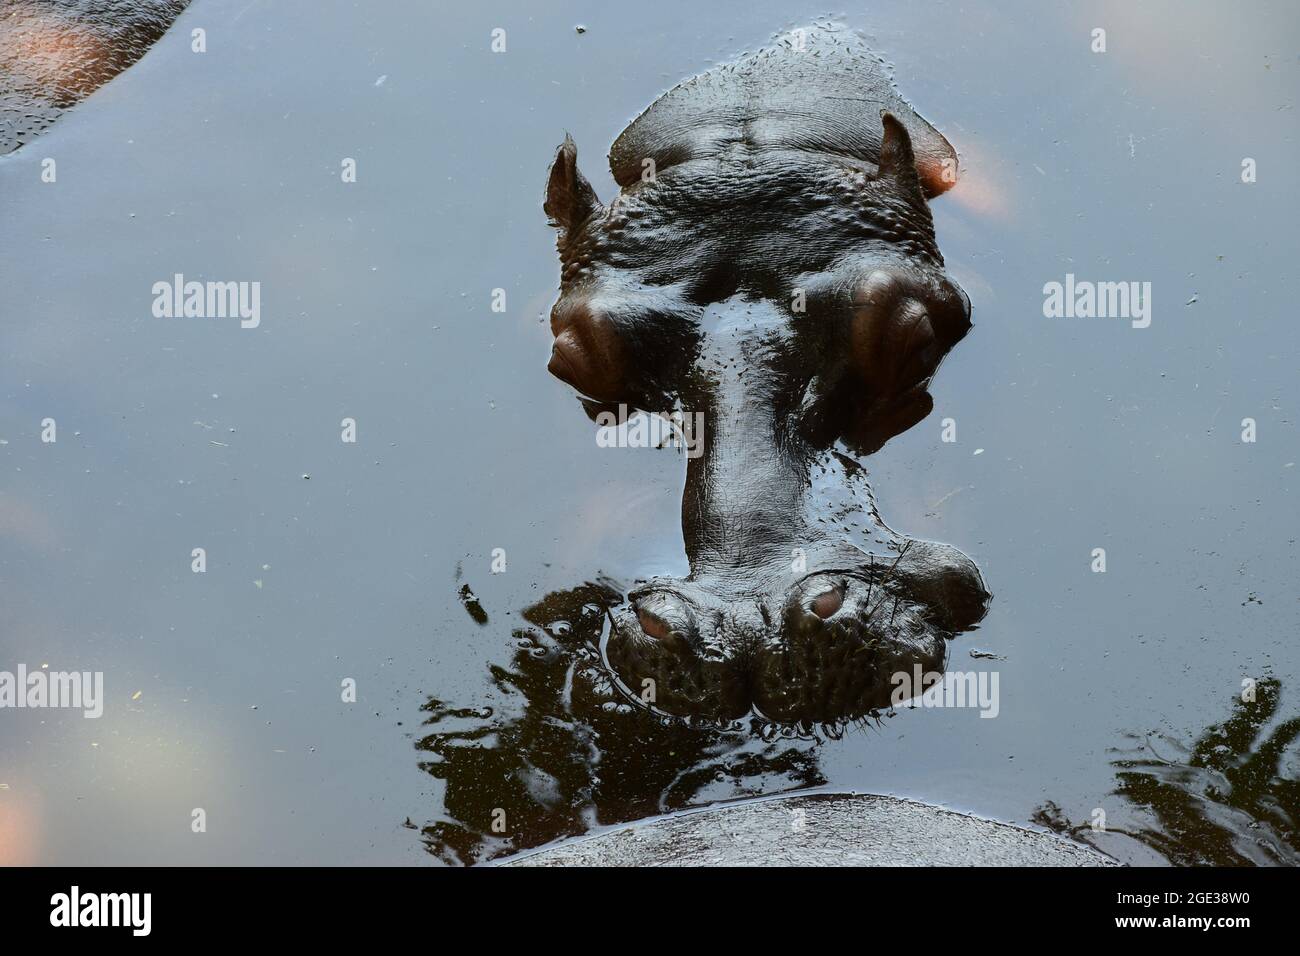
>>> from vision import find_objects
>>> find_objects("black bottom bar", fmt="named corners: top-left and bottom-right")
top-left (0, 865), bottom-right (1286, 940)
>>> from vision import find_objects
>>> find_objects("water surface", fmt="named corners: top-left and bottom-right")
top-left (1, 0), bottom-right (1296, 864)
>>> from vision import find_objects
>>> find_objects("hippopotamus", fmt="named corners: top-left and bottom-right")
top-left (541, 23), bottom-right (988, 725)
top-left (417, 24), bottom-right (991, 863)
top-left (0, 0), bottom-right (188, 154)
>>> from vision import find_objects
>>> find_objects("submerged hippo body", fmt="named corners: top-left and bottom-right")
top-left (543, 24), bottom-right (986, 724)
top-left (0, 0), bottom-right (188, 154)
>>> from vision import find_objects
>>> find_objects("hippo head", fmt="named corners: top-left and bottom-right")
top-left (544, 77), bottom-right (987, 726)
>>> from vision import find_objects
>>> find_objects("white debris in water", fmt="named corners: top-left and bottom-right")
top-left (973, 448), bottom-right (985, 456)
top-left (374, 74), bottom-right (388, 87)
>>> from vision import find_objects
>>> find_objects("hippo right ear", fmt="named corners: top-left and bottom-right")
top-left (876, 112), bottom-right (928, 211)
top-left (545, 134), bottom-right (602, 235)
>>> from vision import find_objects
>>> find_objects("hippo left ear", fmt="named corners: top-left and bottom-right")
top-left (545, 134), bottom-right (603, 235)
top-left (876, 112), bottom-right (927, 210)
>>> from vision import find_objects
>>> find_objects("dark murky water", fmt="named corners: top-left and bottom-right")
top-left (1, 0), bottom-right (1296, 864)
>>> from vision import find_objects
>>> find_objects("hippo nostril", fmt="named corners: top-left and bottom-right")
top-left (637, 609), bottom-right (673, 641)
top-left (629, 590), bottom-right (700, 653)
top-left (810, 586), bottom-right (844, 619)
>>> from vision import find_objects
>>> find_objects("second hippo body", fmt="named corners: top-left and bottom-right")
top-left (0, 0), bottom-right (190, 154)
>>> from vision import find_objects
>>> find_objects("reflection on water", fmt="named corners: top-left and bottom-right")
top-left (1035, 678), bottom-right (1298, 866)
top-left (426, 587), bottom-right (1300, 866)
top-left (417, 581), bottom-right (827, 864)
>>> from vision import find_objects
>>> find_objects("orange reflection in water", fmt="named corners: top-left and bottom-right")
top-left (0, 778), bottom-right (43, 866)
top-left (946, 146), bottom-right (1012, 222)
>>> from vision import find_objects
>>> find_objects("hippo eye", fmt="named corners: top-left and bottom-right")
top-left (810, 586), bottom-right (845, 619)
top-left (637, 609), bottom-right (673, 641)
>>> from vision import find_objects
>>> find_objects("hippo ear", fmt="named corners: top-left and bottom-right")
top-left (876, 112), bottom-right (927, 209)
top-left (545, 134), bottom-right (602, 234)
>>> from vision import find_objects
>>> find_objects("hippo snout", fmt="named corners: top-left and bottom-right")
top-left (605, 544), bottom-right (984, 726)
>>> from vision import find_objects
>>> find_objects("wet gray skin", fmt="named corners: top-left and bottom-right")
top-left (542, 26), bottom-right (988, 724)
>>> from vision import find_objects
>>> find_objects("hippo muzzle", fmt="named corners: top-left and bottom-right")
top-left (607, 506), bottom-right (988, 726)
